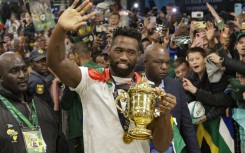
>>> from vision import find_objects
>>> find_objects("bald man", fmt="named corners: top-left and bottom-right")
top-left (0, 52), bottom-right (69, 153)
top-left (144, 44), bottom-right (201, 153)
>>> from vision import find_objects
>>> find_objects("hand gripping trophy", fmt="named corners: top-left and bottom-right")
top-left (115, 73), bottom-right (166, 144)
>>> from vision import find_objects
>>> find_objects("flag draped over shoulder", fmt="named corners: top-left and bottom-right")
top-left (196, 108), bottom-right (234, 153)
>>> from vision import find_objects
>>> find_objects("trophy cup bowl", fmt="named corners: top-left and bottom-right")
top-left (115, 74), bottom-right (165, 144)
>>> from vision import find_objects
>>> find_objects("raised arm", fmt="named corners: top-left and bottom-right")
top-left (206, 3), bottom-right (222, 22)
top-left (47, 0), bottom-right (95, 88)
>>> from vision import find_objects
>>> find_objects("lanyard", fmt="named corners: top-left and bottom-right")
top-left (0, 95), bottom-right (38, 128)
top-left (110, 73), bottom-right (139, 132)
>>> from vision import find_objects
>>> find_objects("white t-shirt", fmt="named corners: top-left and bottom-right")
top-left (71, 67), bottom-right (149, 153)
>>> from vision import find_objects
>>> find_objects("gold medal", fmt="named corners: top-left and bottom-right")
top-left (123, 132), bottom-right (133, 144)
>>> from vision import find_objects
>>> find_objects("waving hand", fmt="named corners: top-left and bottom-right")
top-left (58, 0), bottom-right (95, 31)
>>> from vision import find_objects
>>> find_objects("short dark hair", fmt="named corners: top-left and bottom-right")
top-left (187, 47), bottom-right (206, 58)
top-left (111, 27), bottom-right (142, 49)
top-left (34, 36), bottom-right (44, 42)
top-left (173, 57), bottom-right (189, 69)
top-left (141, 37), bottom-right (150, 43)
top-left (96, 53), bottom-right (109, 62)
top-left (72, 41), bottom-right (90, 55)
top-left (4, 33), bottom-right (13, 40)
top-left (110, 1), bottom-right (122, 11)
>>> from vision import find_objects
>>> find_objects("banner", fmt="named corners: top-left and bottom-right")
top-left (0, 0), bottom-right (18, 2)
top-left (175, 0), bottom-right (244, 14)
top-left (29, 0), bottom-right (55, 32)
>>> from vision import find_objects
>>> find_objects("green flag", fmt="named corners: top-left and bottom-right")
top-left (196, 114), bottom-right (234, 153)
top-left (171, 117), bottom-right (186, 153)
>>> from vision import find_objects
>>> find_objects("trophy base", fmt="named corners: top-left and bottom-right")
top-left (123, 128), bottom-right (151, 144)
top-left (128, 127), bottom-right (152, 140)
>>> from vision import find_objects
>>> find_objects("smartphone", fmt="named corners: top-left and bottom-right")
top-left (172, 7), bottom-right (180, 14)
top-left (191, 11), bottom-right (203, 19)
top-left (173, 36), bottom-right (192, 46)
top-left (195, 33), bottom-right (204, 48)
top-left (98, 31), bottom-right (107, 49)
top-left (152, 7), bottom-right (158, 16)
top-left (242, 22), bottom-right (245, 30)
top-left (234, 3), bottom-right (242, 15)
top-left (181, 18), bottom-right (189, 27)
top-left (194, 21), bottom-right (206, 29)
top-left (150, 16), bottom-right (156, 23)
top-left (13, 33), bottom-right (19, 44)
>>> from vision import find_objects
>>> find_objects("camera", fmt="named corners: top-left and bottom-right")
top-left (191, 11), bottom-right (203, 19)
top-left (153, 24), bottom-right (167, 36)
top-left (95, 23), bottom-right (110, 49)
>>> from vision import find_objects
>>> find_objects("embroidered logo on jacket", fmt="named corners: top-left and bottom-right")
top-left (36, 84), bottom-right (44, 94)
top-left (6, 124), bottom-right (18, 142)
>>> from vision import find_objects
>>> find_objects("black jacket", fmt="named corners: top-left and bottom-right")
top-left (164, 77), bottom-right (201, 153)
top-left (0, 85), bottom-right (69, 153)
top-left (222, 58), bottom-right (245, 76)
top-left (186, 70), bottom-right (234, 121)
top-left (214, 42), bottom-right (245, 76)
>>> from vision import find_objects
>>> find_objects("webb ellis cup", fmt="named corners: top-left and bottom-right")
top-left (115, 74), bottom-right (166, 144)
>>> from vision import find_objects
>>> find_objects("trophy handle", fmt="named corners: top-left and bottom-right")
top-left (115, 90), bottom-right (129, 118)
top-left (157, 88), bottom-right (167, 97)
top-left (154, 89), bottom-right (167, 117)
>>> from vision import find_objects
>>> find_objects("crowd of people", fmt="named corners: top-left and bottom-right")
top-left (0, 0), bottom-right (245, 153)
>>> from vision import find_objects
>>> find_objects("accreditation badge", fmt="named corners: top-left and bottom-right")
top-left (21, 127), bottom-right (47, 153)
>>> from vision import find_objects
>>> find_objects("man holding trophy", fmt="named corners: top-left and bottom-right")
top-left (47, 0), bottom-right (176, 153)
top-left (144, 44), bottom-right (201, 153)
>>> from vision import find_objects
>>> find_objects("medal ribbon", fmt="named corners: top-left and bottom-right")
top-left (110, 72), bottom-right (141, 132)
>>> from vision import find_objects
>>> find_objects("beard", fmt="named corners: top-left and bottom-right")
top-left (110, 59), bottom-right (136, 77)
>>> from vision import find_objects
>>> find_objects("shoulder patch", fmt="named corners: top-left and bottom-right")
top-left (36, 84), bottom-right (44, 94)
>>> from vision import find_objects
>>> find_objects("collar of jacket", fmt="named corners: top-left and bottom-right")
top-left (0, 84), bottom-right (33, 103)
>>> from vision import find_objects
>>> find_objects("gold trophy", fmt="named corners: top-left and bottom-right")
top-left (115, 73), bottom-right (166, 144)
